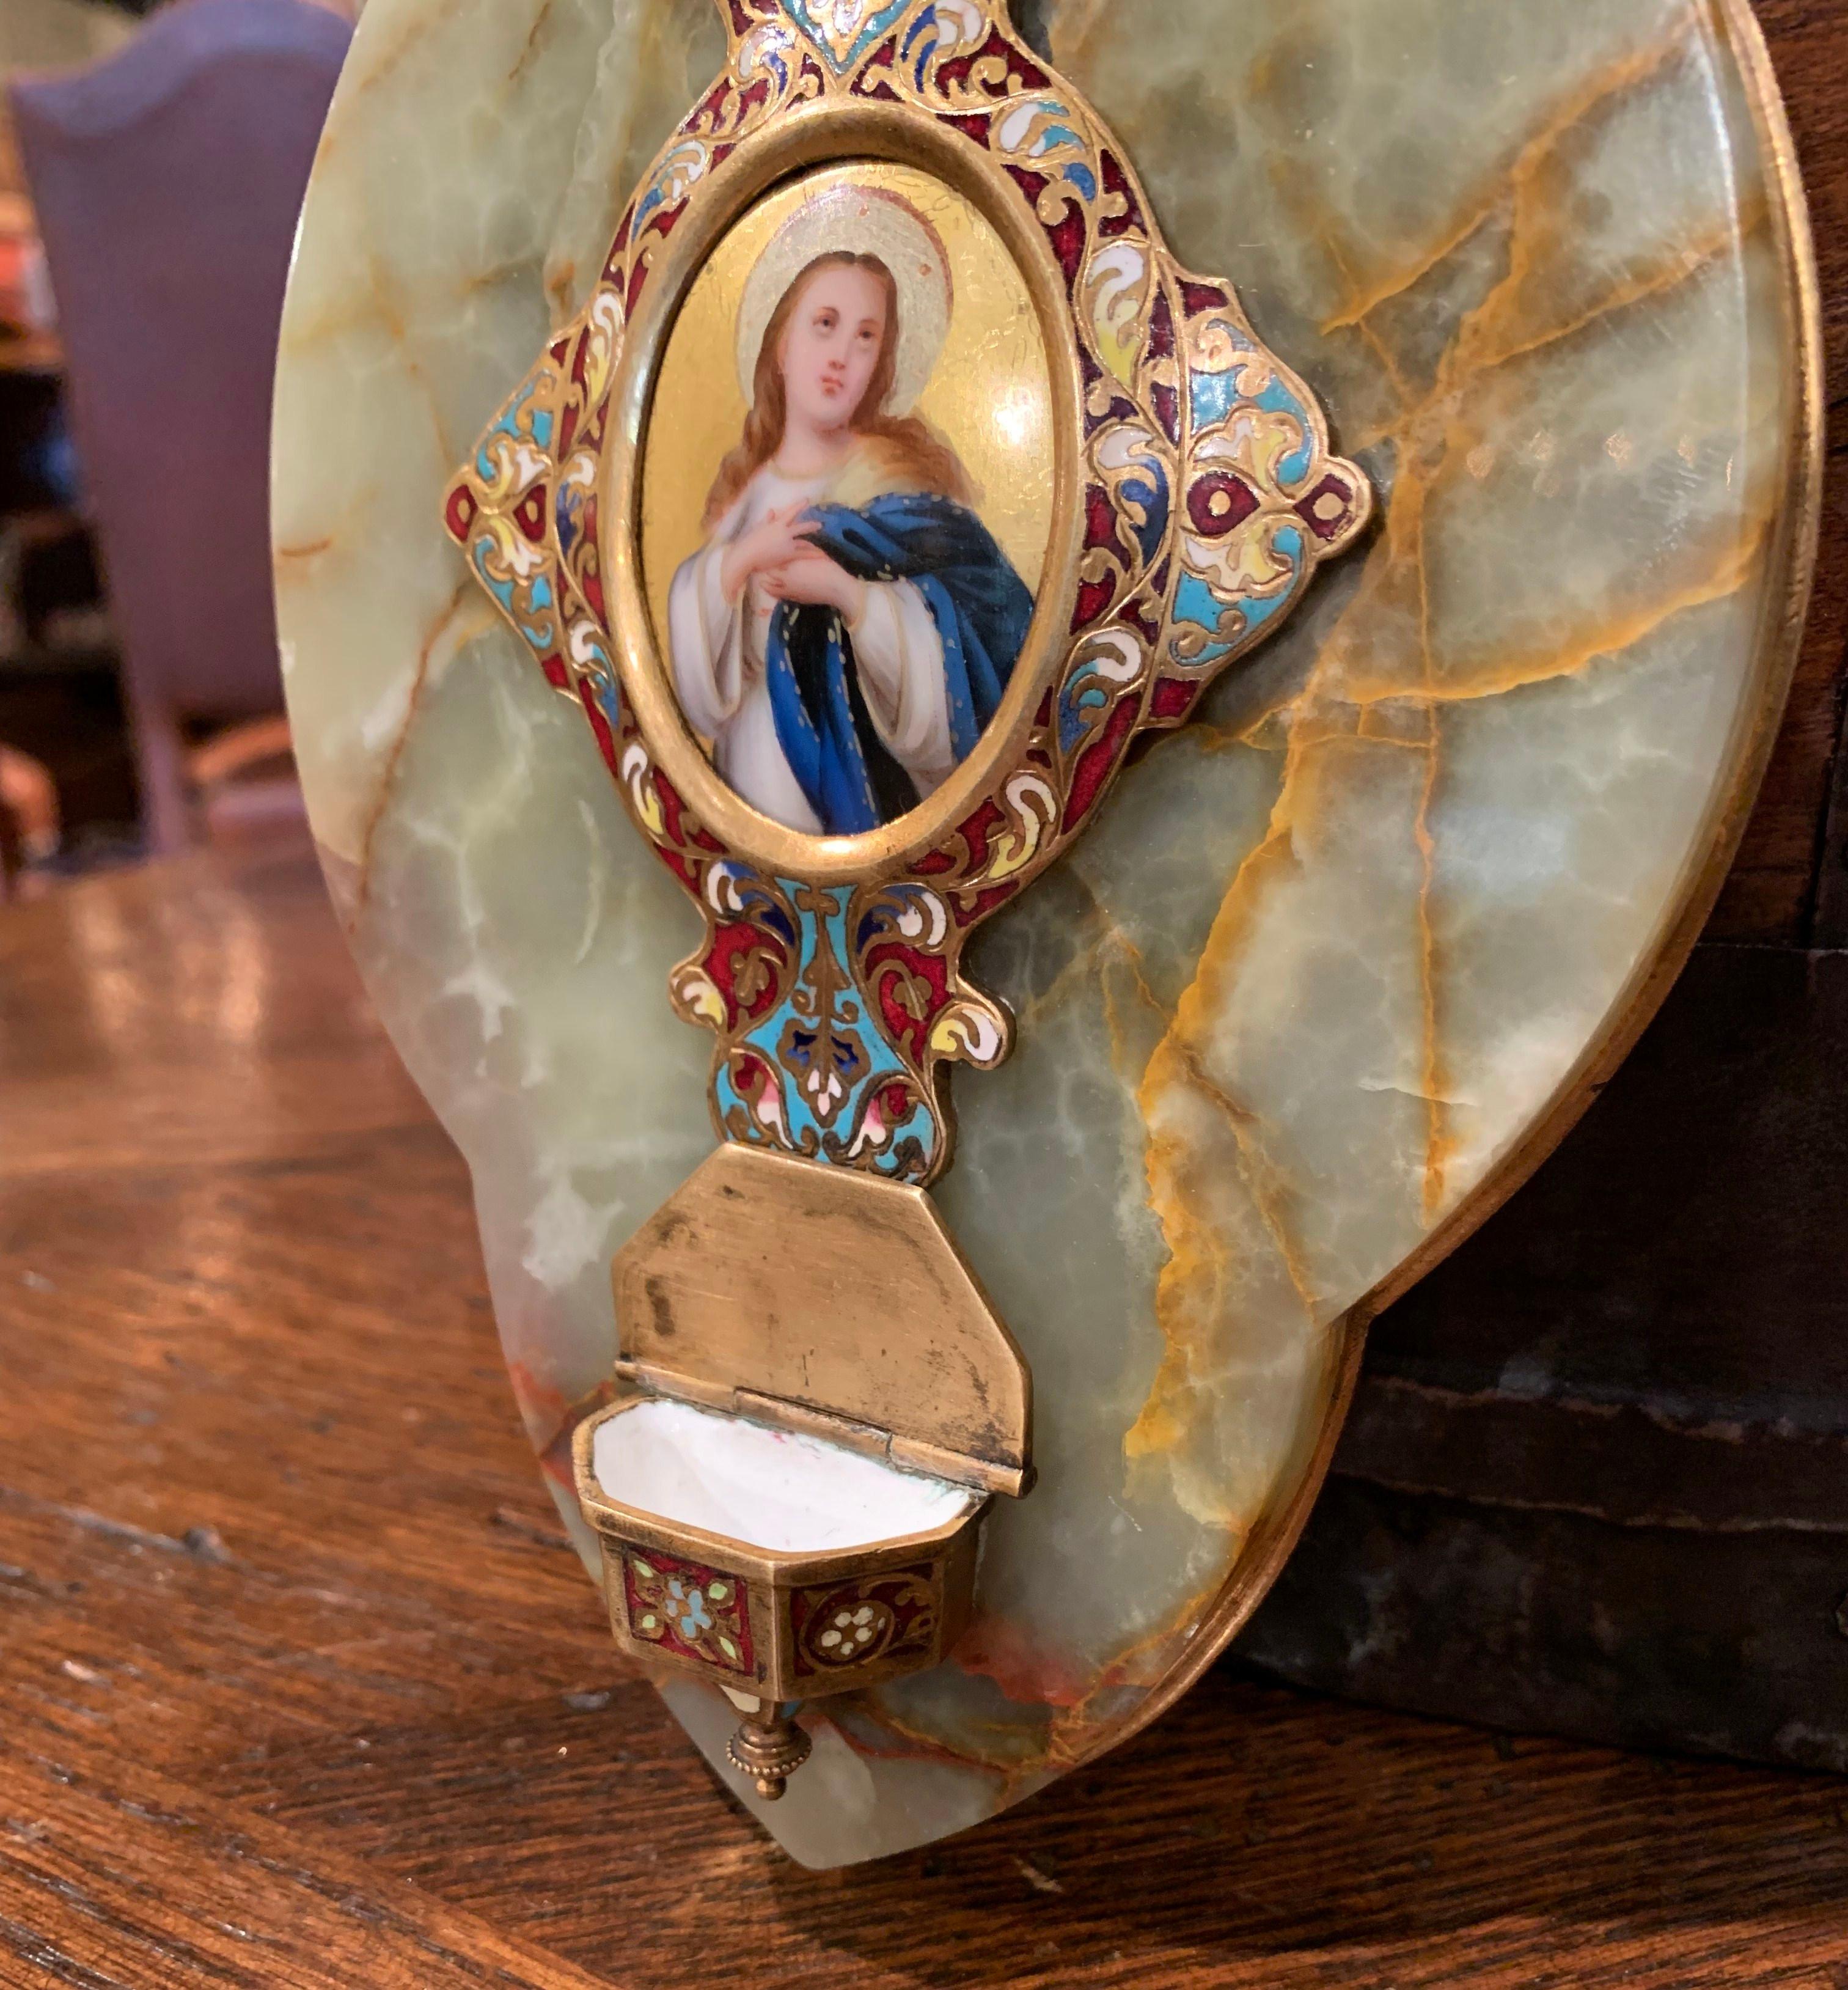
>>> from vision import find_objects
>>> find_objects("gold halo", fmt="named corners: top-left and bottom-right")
top-left (733, 182), bottom-right (953, 417)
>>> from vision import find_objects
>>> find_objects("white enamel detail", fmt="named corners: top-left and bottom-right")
top-left (592, 1398), bottom-right (977, 1555)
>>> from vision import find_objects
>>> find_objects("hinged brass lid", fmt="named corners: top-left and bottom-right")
top-left (612, 1144), bottom-right (1031, 1497)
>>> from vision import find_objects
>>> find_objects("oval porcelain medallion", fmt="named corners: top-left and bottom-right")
top-left (274, 0), bottom-right (1819, 1867)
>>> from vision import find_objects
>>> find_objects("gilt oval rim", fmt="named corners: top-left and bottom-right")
top-left (601, 101), bottom-right (1086, 889)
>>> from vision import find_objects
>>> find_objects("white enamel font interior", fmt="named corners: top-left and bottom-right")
top-left (592, 1398), bottom-right (978, 1555)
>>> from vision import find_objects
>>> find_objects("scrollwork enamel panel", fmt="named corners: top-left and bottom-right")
top-left (444, 0), bottom-right (1370, 1189)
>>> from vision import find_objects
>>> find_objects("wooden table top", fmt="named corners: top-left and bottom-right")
top-left (2, 834), bottom-right (1845, 1989)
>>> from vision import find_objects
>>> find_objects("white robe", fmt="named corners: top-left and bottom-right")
top-left (667, 459), bottom-right (955, 833)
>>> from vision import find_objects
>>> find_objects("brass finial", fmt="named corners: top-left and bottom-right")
top-left (726, 1705), bottom-right (813, 1801)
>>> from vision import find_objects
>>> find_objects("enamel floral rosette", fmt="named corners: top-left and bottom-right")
top-left (274, 0), bottom-right (1819, 1867)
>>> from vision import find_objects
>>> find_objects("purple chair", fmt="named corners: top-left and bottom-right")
top-left (10, 0), bottom-right (351, 853)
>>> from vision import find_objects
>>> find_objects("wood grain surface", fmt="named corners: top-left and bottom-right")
top-left (2, 835), bottom-right (1846, 1989)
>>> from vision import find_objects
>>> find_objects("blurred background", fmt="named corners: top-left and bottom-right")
top-left (0, 0), bottom-right (354, 897)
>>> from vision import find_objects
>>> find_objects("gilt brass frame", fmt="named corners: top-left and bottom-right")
top-left (603, 109), bottom-right (1085, 887)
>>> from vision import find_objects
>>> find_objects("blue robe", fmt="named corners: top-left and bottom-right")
top-left (764, 493), bottom-right (1032, 835)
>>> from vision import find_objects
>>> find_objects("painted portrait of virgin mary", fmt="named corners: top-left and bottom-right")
top-left (666, 187), bottom-right (1035, 837)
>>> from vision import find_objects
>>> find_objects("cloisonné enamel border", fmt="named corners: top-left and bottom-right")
top-left (444, 0), bottom-right (1370, 1187)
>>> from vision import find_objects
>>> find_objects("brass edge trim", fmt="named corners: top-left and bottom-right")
top-left (887, 1434), bottom-right (1028, 1499)
top-left (1061, 0), bottom-right (1825, 1769)
top-left (610, 1362), bottom-right (737, 1414)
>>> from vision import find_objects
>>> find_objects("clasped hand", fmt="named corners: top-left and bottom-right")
top-left (721, 506), bottom-right (867, 623)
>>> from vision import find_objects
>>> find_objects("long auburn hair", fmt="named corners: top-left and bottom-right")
top-left (703, 250), bottom-right (971, 527)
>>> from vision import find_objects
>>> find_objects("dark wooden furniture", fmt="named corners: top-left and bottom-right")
top-left (2, 832), bottom-right (1846, 1989)
top-left (1239, 0), bottom-right (1848, 1775)
top-left (8, 0), bottom-right (350, 853)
